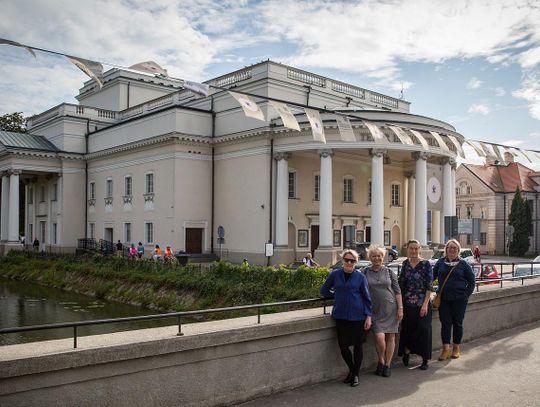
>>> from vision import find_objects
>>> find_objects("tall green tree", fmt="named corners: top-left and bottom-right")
top-left (508, 188), bottom-right (532, 256)
top-left (0, 112), bottom-right (26, 132)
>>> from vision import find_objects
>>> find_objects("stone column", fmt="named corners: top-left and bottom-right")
top-left (319, 149), bottom-right (333, 248)
top-left (1, 173), bottom-right (9, 241)
top-left (442, 158), bottom-right (454, 242)
top-left (451, 162), bottom-right (456, 216)
top-left (274, 153), bottom-right (290, 247)
top-left (407, 172), bottom-right (415, 241)
top-left (413, 152), bottom-right (429, 246)
top-left (8, 170), bottom-right (20, 242)
top-left (57, 173), bottom-right (63, 246)
top-left (432, 210), bottom-right (441, 246)
top-left (403, 175), bottom-right (409, 247)
top-left (370, 149), bottom-right (385, 246)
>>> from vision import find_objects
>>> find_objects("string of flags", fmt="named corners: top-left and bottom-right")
top-left (1, 38), bottom-right (540, 166)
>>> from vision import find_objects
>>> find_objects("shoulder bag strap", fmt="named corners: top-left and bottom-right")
top-left (438, 263), bottom-right (459, 296)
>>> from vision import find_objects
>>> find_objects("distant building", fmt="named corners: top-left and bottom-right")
top-left (0, 61), bottom-right (464, 264)
top-left (456, 154), bottom-right (540, 255)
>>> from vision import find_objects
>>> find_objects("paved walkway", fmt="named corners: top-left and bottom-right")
top-left (240, 321), bottom-right (540, 407)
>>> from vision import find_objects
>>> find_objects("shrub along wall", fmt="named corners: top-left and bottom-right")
top-left (0, 252), bottom-right (329, 312)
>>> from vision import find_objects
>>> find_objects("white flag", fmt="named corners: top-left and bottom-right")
top-left (0, 38), bottom-right (36, 58)
top-left (183, 80), bottom-right (210, 97)
top-left (429, 131), bottom-right (450, 152)
top-left (67, 56), bottom-right (103, 89)
top-left (409, 129), bottom-right (430, 150)
top-left (388, 125), bottom-right (414, 145)
top-left (491, 144), bottom-right (505, 164)
top-left (363, 121), bottom-right (388, 143)
top-left (511, 147), bottom-right (532, 163)
top-left (269, 100), bottom-right (300, 131)
top-left (465, 140), bottom-right (487, 157)
top-left (304, 108), bottom-right (326, 143)
top-left (335, 114), bottom-right (355, 142)
top-left (447, 135), bottom-right (464, 157)
top-left (229, 91), bottom-right (265, 122)
top-left (129, 61), bottom-right (168, 76)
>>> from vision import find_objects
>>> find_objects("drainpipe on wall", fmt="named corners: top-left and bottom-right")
top-left (268, 137), bottom-right (274, 267)
top-left (304, 85), bottom-right (311, 106)
top-left (210, 96), bottom-right (216, 255)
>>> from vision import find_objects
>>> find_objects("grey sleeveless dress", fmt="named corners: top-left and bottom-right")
top-left (364, 266), bottom-right (401, 333)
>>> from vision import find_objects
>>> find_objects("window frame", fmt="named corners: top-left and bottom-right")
top-left (124, 175), bottom-right (133, 197)
top-left (343, 176), bottom-right (354, 203)
top-left (145, 173), bottom-right (154, 195)
top-left (106, 178), bottom-right (113, 199)
top-left (391, 182), bottom-right (401, 206)
top-left (288, 170), bottom-right (297, 199)
top-left (145, 222), bottom-right (154, 244)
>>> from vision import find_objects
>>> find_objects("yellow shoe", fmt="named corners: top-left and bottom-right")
top-left (451, 345), bottom-right (460, 359)
top-left (438, 348), bottom-right (450, 361)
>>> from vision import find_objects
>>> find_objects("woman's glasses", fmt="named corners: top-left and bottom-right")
top-left (343, 258), bottom-right (356, 264)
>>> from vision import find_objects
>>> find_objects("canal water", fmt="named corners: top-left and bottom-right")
top-left (0, 277), bottom-right (174, 346)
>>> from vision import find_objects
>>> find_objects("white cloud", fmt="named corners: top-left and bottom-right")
top-left (512, 72), bottom-right (540, 120)
top-left (494, 87), bottom-right (506, 96)
top-left (468, 103), bottom-right (491, 115)
top-left (517, 46), bottom-right (540, 69)
top-left (500, 139), bottom-right (524, 147)
top-left (467, 77), bottom-right (482, 89)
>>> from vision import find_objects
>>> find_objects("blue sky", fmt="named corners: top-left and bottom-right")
top-left (1, 0), bottom-right (540, 164)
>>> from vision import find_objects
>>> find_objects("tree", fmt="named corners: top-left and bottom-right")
top-left (0, 112), bottom-right (26, 132)
top-left (508, 188), bottom-right (532, 256)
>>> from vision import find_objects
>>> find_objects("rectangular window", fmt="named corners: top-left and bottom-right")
top-left (53, 223), bottom-right (57, 244)
top-left (89, 182), bottom-right (96, 199)
top-left (466, 234), bottom-right (472, 245)
top-left (124, 223), bottom-right (132, 243)
top-left (384, 230), bottom-right (391, 246)
top-left (456, 207), bottom-right (461, 219)
top-left (145, 222), bottom-right (154, 244)
top-left (368, 181), bottom-right (372, 205)
top-left (480, 232), bottom-right (487, 245)
top-left (466, 207), bottom-right (472, 219)
top-left (145, 173), bottom-right (154, 194)
top-left (52, 183), bottom-right (58, 201)
top-left (314, 174), bottom-right (320, 201)
top-left (391, 184), bottom-right (400, 206)
top-left (481, 207), bottom-right (486, 219)
top-left (125, 176), bottom-right (132, 196)
top-left (39, 221), bottom-right (46, 243)
top-left (288, 171), bottom-right (296, 199)
top-left (29, 224), bottom-right (33, 241)
top-left (89, 223), bottom-right (95, 239)
top-left (467, 186), bottom-right (473, 194)
top-left (28, 187), bottom-right (33, 204)
top-left (106, 179), bottom-right (113, 198)
top-left (40, 186), bottom-right (45, 202)
top-left (343, 178), bottom-right (353, 202)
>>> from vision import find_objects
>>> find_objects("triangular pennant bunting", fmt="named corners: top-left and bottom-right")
top-left (129, 61), bottom-right (168, 76)
top-left (66, 55), bottom-right (104, 89)
top-left (429, 131), bottom-right (449, 152)
top-left (269, 100), bottom-right (300, 131)
top-left (229, 91), bottom-right (265, 122)
top-left (0, 38), bottom-right (36, 58)
top-left (335, 114), bottom-right (356, 142)
top-left (183, 80), bottom-right (210, 97)
top-left (304, 108), bottom-right (326, 143)
top-left (447, 135), bottom-right (464, 157)
top-left (465, 140), bottom-right (486, 157)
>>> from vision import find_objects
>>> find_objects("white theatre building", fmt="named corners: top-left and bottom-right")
top-left (0, 61), bottom-right (463, 264)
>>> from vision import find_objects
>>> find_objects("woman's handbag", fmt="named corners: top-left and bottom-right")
top-left (432, 264), bottom-right (458, 310)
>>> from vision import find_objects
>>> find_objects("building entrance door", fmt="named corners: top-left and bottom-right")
top-left (104, 227), bottom-right (113, 243)
top-left (310, 225), bottom-right (319, 255)
top-left (186, 228), bottom-right (203, 253)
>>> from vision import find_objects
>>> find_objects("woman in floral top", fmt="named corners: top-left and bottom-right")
top-left (397, 239), bottom-right (433, 370)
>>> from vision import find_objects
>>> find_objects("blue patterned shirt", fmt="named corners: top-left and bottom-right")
top-left (398, 259), bottom-right (433, 307)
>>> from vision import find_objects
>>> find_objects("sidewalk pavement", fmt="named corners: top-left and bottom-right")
top-left (240, 321), bottom-right (540, 407)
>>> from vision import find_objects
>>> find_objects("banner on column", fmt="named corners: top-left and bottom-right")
top-left (444, 216), bottom-right (458, 239)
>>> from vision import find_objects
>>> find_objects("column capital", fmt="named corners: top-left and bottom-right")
top-left (8, 169), bottom-right (22, 176)
top-left (273, 152), bottom-right (290, 161)
top-left (412, 151), bottom-right (430, 161)
top-left (441, 157), bottom-right (456, 167)
top-left (404, 171), bottom-right (415, 178)
top-left (318, 148), bottom-right (334, 158)
top-left (369, 148), bottom-right (386, 158)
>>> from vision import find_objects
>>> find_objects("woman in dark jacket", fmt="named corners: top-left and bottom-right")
top-left (398, 239), bottom-right (433, 370)
top-left (433, 239), bottom-right (475, 361)
top-left (320, 249), bottom-right (373, 387)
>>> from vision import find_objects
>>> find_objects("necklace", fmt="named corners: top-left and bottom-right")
top-left (370, 267), bottom-right (384, 282)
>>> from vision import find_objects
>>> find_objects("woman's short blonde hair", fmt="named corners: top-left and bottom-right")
top-left (367, 244), bottom-right (386, 259)
top-left (444, 238), bottom-right (461, 257)
top-left (406, 239), bottom-right (421, 248)
top-left (341, 249), bottom-right (359, 261)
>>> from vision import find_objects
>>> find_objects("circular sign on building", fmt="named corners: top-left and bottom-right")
top-left (427, 177), bottom-right (441, 203)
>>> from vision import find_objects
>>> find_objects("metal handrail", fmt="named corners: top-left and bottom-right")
top-left (0, 298), bottom-right (330, 349)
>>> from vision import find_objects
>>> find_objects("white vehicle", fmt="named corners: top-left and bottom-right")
top-left (429, 248), bottom-right (475, 267)
top-left (514, 255), bottom-right (540, 277)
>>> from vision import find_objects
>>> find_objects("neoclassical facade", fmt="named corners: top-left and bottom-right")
top-left (0, 61), bottom-right (463, 264)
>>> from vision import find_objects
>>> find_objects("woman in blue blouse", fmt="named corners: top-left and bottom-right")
top-left (320, 249), bottom-right (373, 387)
top-left (433, 239), bottom-right (475, 361)
top-left (398, 239), bottom-right (433, 370)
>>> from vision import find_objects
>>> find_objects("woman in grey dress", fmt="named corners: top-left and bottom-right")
top-left (364, 244), bottom-right (403, 378)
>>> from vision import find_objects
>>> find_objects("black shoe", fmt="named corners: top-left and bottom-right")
top-left (375, 362), bottom-right (384, 376)
top-left (382, 365), bottom-right (391, 377)
top-left (420, 360), bottom-right (429, 370)
top-left (350, 375), bottom-right (359, 387)
top-left (402, 353), bottom-right (410, 367)
top-left (343, 371), bottom-right (353, 383)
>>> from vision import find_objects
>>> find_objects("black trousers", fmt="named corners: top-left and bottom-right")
top-left (438, 297), bottom-right (468, 344)
top-left (398, 305), bottom-right (432, 360)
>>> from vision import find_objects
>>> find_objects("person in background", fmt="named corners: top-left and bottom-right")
top-left (320, 249), bottom-right (372, 387)
top-left (128, 243), bottom-right (138, 259)
top-left (33, 238), bottom-right (40, 252)
top-left (474, 246), bottom-right (481, 262)
top-left (152, 244), bottom-right (162, 261)
top-left (364, 245), bottom-right (402, 377)
top-left (137, 242), bottom-right (144, 259)
top-left (433, 239), bottom-right (475, 361)
top-left (116, 240), bottom-right (123, 256)
top-left (164, 245), bottom-right (174, 263)
top-left (398, 239), bottom-right (433, 370)
top-left (242, 258), bottom-right (249, 267)
top-left (302, 252), bottom-right (320, 267)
